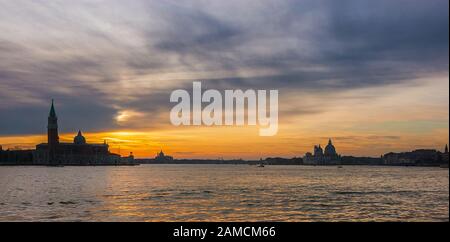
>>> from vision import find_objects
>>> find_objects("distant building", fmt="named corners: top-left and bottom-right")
top-left (304, 139), bottom-right (341, 165)
top-left (443, 144), bottom-right (449, 163)
top-left (264, 157), bottom-right (303, 165)
top-left (340, 156), bottom-right (383, 165)
top-left (1, 100), bottom-right (135, 166)
top-left (0, 149), bottom-right (34, 165)
top-left (33, 100), bottom-right (135, 165)
top-left (383, 146), bottom-right (449, 166)
top-left (154, 150), bottom-right (174, 162)
top-left (314, 144), bottom-right (323, 161)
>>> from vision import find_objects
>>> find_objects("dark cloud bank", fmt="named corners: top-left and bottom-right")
top-left (0, 0), bottom-right (448, 135)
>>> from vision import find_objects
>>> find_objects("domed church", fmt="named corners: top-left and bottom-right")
top-left (324, 139), bottom-right (338, 157)
top-left (34, 100), bottom-right (128, 165)
top-left (304, 139), bottom-right (341, 165)
top-left (74, 130), bottom-right (87, 145)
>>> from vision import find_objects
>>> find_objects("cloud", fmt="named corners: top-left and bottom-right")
top-left (0, 0), bottom-right (448, 135)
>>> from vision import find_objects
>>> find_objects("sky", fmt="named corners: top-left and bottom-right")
top-left (0, 0), bottom-right (448, 159)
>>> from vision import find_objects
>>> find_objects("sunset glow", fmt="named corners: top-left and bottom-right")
top-left (0, 0), bottom-right (448, 159)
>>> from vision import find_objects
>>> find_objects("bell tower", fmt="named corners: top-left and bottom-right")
top-left (48, 99), bottom-right (59, 163)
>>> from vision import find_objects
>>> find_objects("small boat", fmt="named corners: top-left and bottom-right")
top-left (257, 158), bottom-right (265, 167)
top-left (337, 165), bottom-right (343, 169)
top-left (440, 164), bottom-right (449, 169)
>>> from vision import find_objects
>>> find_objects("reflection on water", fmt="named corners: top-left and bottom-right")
top-left (0, 165), bottom-right (448, 221)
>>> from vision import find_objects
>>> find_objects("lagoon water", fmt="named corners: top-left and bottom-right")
top-left (0, 165), bottom-right (448, 222)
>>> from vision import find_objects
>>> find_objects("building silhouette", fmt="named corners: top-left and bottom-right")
top-left (47, 99), bottom-right (59, 164)
top-left (304, 139), bottom-right (341, 165)
top-left (383, 145), bottom-right (449, 166)
top-left (154, 150), bottom-right (174, 162)
top-left (0, 100), bottom-right (135, 166)
top-left (33, 100), bottom-right (133, 165)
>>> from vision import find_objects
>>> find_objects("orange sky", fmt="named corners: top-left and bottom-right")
top-left (1, 74), bottom-right (448, 159)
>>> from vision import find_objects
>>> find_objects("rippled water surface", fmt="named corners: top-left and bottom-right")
top-left (0, 165), bottom-right (448, 221)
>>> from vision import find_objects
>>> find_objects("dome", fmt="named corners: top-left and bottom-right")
top-left (324, 139), bottom-right (337, 156)
top-left (74, 130), bottom-right (86, 144)
top-left (158, 150), bottom-right (165, 157)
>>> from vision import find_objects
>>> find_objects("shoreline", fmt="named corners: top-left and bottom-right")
top-left (0, 163), bottom-right (447, 168)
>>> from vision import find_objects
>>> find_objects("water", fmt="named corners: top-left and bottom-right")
top-left (0, 165), bottom-right (448, 222)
